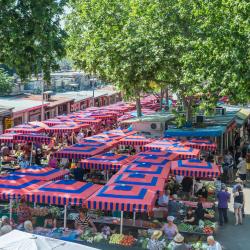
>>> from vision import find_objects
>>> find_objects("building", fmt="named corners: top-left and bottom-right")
top-left (0, 106), bottom-right (14, 134)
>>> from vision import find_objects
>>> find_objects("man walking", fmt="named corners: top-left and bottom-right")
top-left (217, 184), bottom-right (230, 226)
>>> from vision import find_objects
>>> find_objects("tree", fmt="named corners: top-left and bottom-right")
top-left (0, 69), bottom-right (13, 95)
top-left (0, 0), bottom-right (67, 87)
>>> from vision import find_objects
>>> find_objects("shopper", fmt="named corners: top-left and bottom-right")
top-left (162, 216), bottom-right (178, 240)
top-left (217, 185), bottom-right (230, 226)
top-left (233, 186), bottom-right (244, 225)
top-left (147, 230), bottom-right (165, 250)
top-left (237, 157), bottom-right (247, 186)
top-left (172, 233), bottom-right (189, 250)
top-left (207, 236), bottom-right (222, 250)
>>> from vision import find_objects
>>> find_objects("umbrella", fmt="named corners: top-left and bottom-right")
top-left (13, 166), bottom-right (69, 181)
top-left (74, 117), bottom-right (102, 125)
top-left (0, 175), bottom-right (44, 200)
top-left (118, 135), bottom-right (153, 146)
top-left (138, 149), bottom-right (179, 158)
top-left (83, 136), bottom-right (119, 146)
top-left (108, 173), bottom-right (165, 193)
top-left (87, 184), bottom-right (156, 212)
top-left (183, 138), bottom-right (217, 151)
top-left (104, 128), bottom-right (137, 138)
top-left (53, 143), bottom-right (110, 160)
top-left (171, 159), bottom-right (221, 178)
top-left (46, 124), bottom-right (82, 134)
top-left (80, 153), bottom-right (135, 170)
top-left (0, 133), bottom-right (21, 143)
top-left (119, 163), bottom-right (170, 179)
top-left (29, 121), bottom-right (50, 129)
top-left (166, 145), bottom-right (200, 159)
top-left (28, 180), bottom-right (102, 206)
top-left (6, 124), bottom-right (44, 134)
top-left (0, 230), bottom-right (99, 250)
top-left (142, 139), bottom-right (181, 151)
top-left (13, 134), bottom-right (51, 144)
top-left (43, 119), bottom-right (64, 126)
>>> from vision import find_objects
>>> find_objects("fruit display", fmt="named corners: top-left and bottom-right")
top-left (120, 235), bottom-right (136, 247)
top-left (205, 209), bottom-right (215, 217)
top-left (109, 234), bottom-right (124, 244)
top-left (203, 226), bottom-right (214, 235)
top-left (178, 223), bottom-right (193, 232)
top-left (192, 241), bottom-right (209, 250)
top-left (31, 206), bottom-right (49, 217)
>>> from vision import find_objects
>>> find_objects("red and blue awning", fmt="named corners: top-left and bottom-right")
top-left (13, 166), bottom-right (69, 181)
top-left (142, 139), bottom-right (183, 151)
top-left (0, 175), bottom-right (44, 200)
top-left (118, 135), bottom-right (153, 146)
top-left (108, 173), bottom-right (165, 193)
top-left (104, 129), bottom-right (137, 138)
top-left (80, 153), bottom-right (135, 170)
top-left (46, 123), bottom-right (82, 134)
top-left (13, 134), bottom-right (51, 144)
top-left (0, 133), bottom-right (21, 143)
top-left (171, 159), bottom-right (221, 178)
top-left (43, 119), bottom-right (64, 126)
top-left (183, 139), bottom-right (217, 151)
top-left (119, 163), bottom-right (170, 179)
top-left (54, 143), bottom-right (110, 159)
top-left (84, 135), bottom-right (119, 147)
top-left (139, 149), bottom-right (178, 158)
top-left (87, 184), bottom-right (156, 212)
top-left (74, 117), bottom-right (102, 125)
top-left (28, 180), bottom-right (102, 206)
top-left (166, 146), bottom-right (200, 159)
top-left (6, 124), bottom-right (44, 134)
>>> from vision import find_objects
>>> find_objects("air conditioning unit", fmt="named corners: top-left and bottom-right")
top-left (196, 115), bottom-right (205, 123)
top-left (150, 122), bottom-right (162, 131)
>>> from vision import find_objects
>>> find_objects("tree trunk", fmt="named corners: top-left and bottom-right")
top-left (136, 96), bottom-right (142, 117)
top-left (159, 88), bottom-right (163, 110)
top-left (165, 87), bottom-right (169, 111)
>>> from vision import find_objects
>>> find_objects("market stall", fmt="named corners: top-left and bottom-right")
top-left (46, 123), bottom-right (88, 134)
top-left (43, 118), bottom-right (65, 126)
top-left (103, 129), bottom-right (137, 138)
top-left (13, 166), bottom-right (69, 181)
top-left (142, 139), bottom-right (181, 151)
top-left (13, 134), bottom-right (51, 144)
top-left (118, 135), bottom-right (153, 147)
top-left (0, 133), bottom-right (21, 143)
top-left (80, 153), bottom-right (135, 171)
top-left (165, 145), bottom-right (200, 159)
top-left (183, 138), bottom-right (217, 151)
top-left (6, 124), bottom-right (45, 134)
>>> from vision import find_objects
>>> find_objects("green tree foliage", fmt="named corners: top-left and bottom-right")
top-left (0, 0), bottom-right (67, 86)
top-left (0, 69), bottom-right (13, 95)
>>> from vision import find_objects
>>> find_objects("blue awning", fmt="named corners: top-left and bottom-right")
top-left (165, 126), bottom-right (226, 137)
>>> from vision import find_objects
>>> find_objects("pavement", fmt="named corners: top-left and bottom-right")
top-left (216, 184), bottom-right (250, 250)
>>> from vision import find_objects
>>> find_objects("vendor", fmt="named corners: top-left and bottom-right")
top-left (75, 208), bottom-right (97, 233)
top-left (24, 220), bottom-right (33, 233)
top-left (17, 198), bottom-right (32, 227)
top-left (184, 207), bottom-right (195, 225)
top-left (158, 190), bottom-right (170, 207)
top-left (196, 186), bottom-right (208, 199)
top-left (44, 213), bottom-right (57, 229)
top-left (195, 201), bottom-right (211, 223)
top-left (162, 216), bottom-right (178, 240)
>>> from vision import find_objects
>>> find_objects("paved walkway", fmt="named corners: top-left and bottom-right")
top-left (216, 184), bottom-right (250, 250)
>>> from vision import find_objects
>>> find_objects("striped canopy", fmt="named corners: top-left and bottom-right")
top-left (54, 143), bottom-right (110, 160)
top-left (119, 163), bottom-right (170, 179)
top-left (118, 114), bottom-right (135, 122)
top-left (108, 173), bottom-right (165, 193)
top-left (87, 184), bottom-right (156, 212)
top-left (13, 134), bottom-right (51, 144)
top-left (132, 152), bottom-right (178, 165)
top-left (118, 135), bottom-right (153, 146)
top-left (74, 117), bottom-right (102, 125)
top-left (142, 139), bottom-right (181, 151)
top-left (166, 146), bottom-right (200, 159)
top-left (104, 129), bottom-right (137, 138)
top-left (0, 133), bottom-right (21, 143)
top-left (28, 180), bottom-right (102, 206)
top-left (183, 139), bottom-right (217, 151)
top-left (46, 124), bottom-right (83, 134)
top-left (90, 114), bottom-right (115, 120)
top-left (13, 166), bottom-right (69, 181)
top-left (6, 124), bottom-right (44, 134)
top-left (43, 119), bottom-right (64, 126)
top-left (0, 175), bottom-right (44, 200)
top-left (80, 153), bottom-right (135, 170)
top-left (139, 149), bottom-right (179, 158)
top-left (171, 159), bottom-right (221, 178)
top-left (84, 136), bottom-right (119, 146)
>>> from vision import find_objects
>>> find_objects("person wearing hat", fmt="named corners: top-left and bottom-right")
top-left (172, 233), bottom-right (189, 250)
top-left (207, 236), bottom-right (222, 250)
top-left (147, 230), bottom-right (165, 250)
top-left (237, 157), bottom-right (247, 186)
top-left (161, 216), bottom-right (178, 240)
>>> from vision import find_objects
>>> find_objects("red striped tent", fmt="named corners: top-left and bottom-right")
top-left (142, 139), bottom-right (181, 151)
top-left (87, 184), bottom-right (156, 212)
top-left (108, 173), bottom-right (165, 193)
top-left (43, 119), bottom-right (64, 126)
top-left (0, 175), bottom-right (44, 200)
top-left (13, 166), bottom-right (69, 181)
top-left (80, 153), bottom-right (135, 171)
top-left (6, 124), bottom-right (44, 134)
top-left (28, 180), bottom-right (102, 206)
top-left (13, 134), bottom-right (51, 144)
top-left (0, 133), bottom-right (21, 143)
top-left (118, 135), bottom-right (153, 146)
top-left (183, 139), bottom-right (217, 151)
top-left (166, 146), bottom-right (200, 159)
top-left (138, 149), bottom-right (179, 158)
top-left (46, 123), bottom-right (83, 134)
top-left (171, 159), bottom-right (221, 178)
top-left (104, 129), bottom-right (137, 138)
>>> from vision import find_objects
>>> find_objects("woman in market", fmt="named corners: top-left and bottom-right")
top-left (44, 213), bottom-right (57, 229)
top-left (233, 185), bottom-right (244, 225)
top-left (75, 208), bottom-right (97, 233)
top-left (172, 233), bottom-right (189, 250)
top-left (183, 207), bottom-right (195, 225)
top-left (196, 185), bottom-right (208, 199)
top-left (147, 230), bottom-right (165, 250)
top-left (195, 201), bottom-right (211, 224)
top-left (17, 197), bottom-right (32, 228)
top-left (161, 216), bottom-right (178, 240)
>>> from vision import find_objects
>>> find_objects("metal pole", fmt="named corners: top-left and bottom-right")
top-left (9, 198), bottom-right (13, 223)
top-left (92, 86), bottom-right (95, 107)
top-left (220, 134), bottom-right (224, 154)
top-left (63, 205), bottom-right (67, 229)
top-left (30, 142), bottom-right (33, 165)
top-left (133, 211), bottom-right (136, 226)
top-left (120, 211), bottom-right (124, 234)
top-left (41, 72), bottom-right (45, 121)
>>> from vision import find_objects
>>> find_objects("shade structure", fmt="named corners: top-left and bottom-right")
top-left (118, 135), bottom-right (153, 146)
top-left (90, 113), bottom-right (115, 120)
top-left (87, 184), bottom-right (156, 212)
top-left (80, 153), bottom-right (135, 171)
top-left (6, 124), bottom-right (44, 134)
top-left (108, 173), bottom-right (165, 193)
top-left (183, 138), bottom-right (217, 151)
top-left (118, 114), bottom-right (135, 122)
top-left (84, 135), bottom-right (119, 147)
top-left (29, 121), bottom-right (50, 129)
top-left (119, 163), bottom-right (170, 179)
top-left (166, 145), bottom-right (200, 159)
top-left (46, 123), bottom-right (83, 134)
top-left (0, 133), bottom-right (21, 143)
top-left (171, 159), bottom-right (221, 178)
top-left (43, 118), bottom-right (64, 126)
top-left (142, 139), bottom-right (181, 151)
top-left (132, 152), bottom-right (178, 165)
top-left (0, 175), bottom-right (44, 200)
top-left (28, 180), bottom-right (102, 206)
top-left (74, 117), bottom-right (102, 125)
top-left (104, 128), bottom-right (137, 138)
top-left (54, 143), bottom-right (110, 160)
top-left (13, 166), bottom-right (69, 181)
top-left (13, 134), bottom-right (51, 144)
top-left (139, 149), bottom-right (179, 158)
